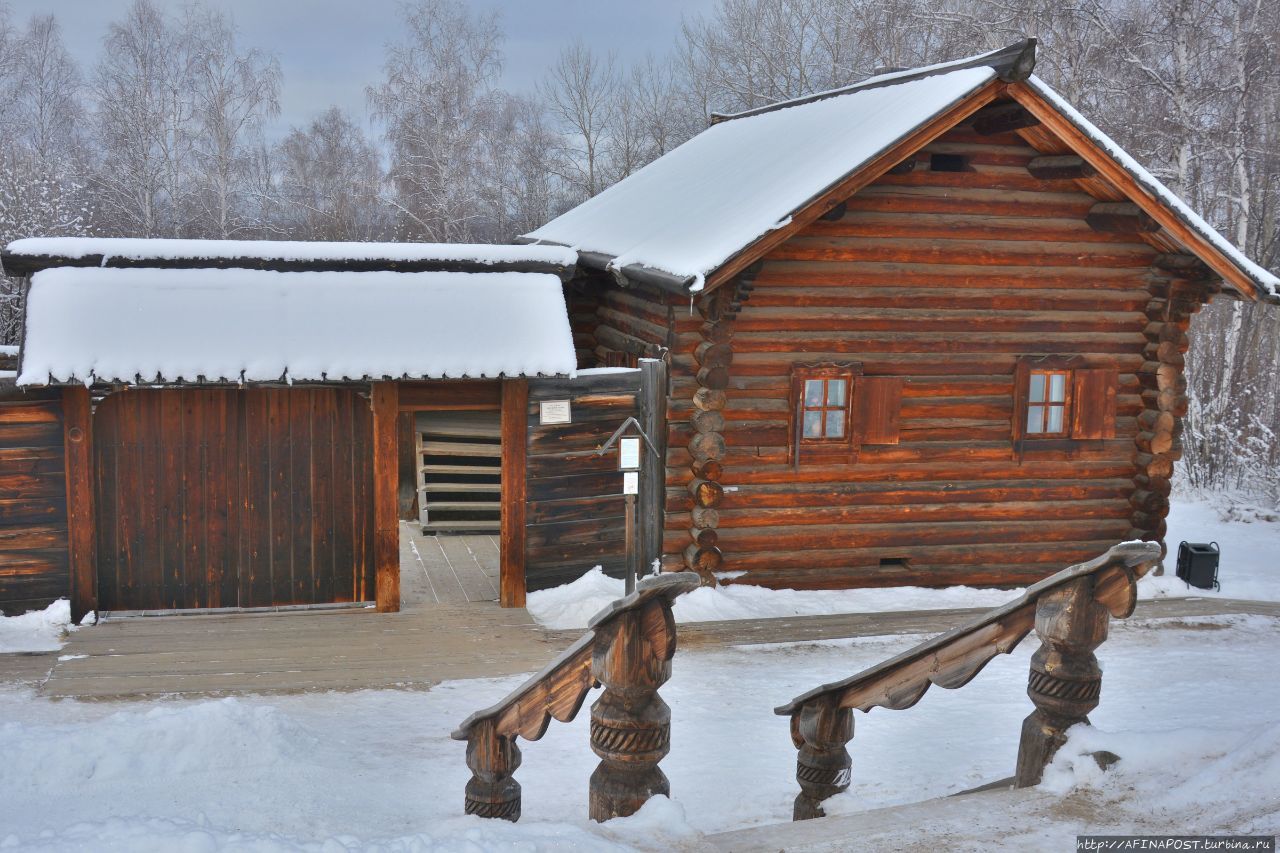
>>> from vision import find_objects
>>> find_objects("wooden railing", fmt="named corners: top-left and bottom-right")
top-left (774, 541), bottom-right (1162, 820)
top-left (452, 571), bottom-right (700, 822)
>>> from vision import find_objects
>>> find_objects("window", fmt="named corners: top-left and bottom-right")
top-left (790, 363), bottom-right (903, 466)
top-left (1025, 370), bottom-right (1070, 436)
top-left (1013, 356), bottom-right (1118, 450)
top-left (801, 376), bottom-right (848, 441)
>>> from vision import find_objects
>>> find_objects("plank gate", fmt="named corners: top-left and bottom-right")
top-left (523, 365), bottom-right (664, 593)
top-left (93, 388), bottom-right (376, 611)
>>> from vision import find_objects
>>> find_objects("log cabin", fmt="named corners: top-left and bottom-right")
top-left (521, 39), bottom-right (1280, 591)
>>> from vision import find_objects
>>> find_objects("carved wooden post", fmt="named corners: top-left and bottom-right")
top-left (790, 696), bottom-right (854, 820)
top-left (1014, 576), bottom-right (1110, 787)
top-left (588, 595), bottom-right (678, 821)
top-left (463, 719), bottom-right (522, 821)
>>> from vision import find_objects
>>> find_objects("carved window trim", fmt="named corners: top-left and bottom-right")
top-left (790, 362), bottom-right (862, 467)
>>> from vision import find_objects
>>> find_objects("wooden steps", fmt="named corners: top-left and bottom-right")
top-left (416, 412), bottom-right (502, 534)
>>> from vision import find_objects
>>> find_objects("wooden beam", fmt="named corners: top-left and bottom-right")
top-left (500, 379), bottom-right (528, 608)
top-left (1086, 202), bottom-right (1160, 234)
top-left (703, 78), bottom-right (1006, 293)
top-left (972, 102), bottom-right (1040, 136)
top-left (62, 385), bottom-right (96, 622)
top-left (1006, 82), bottom-right (1262, 301)
top-left (371, 381), bottom-right (400, 612)
top-left (1026, 154), bottom-right (1095, 180)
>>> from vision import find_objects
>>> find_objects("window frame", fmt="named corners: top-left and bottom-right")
top-left (790, 362), bottom-right (861, 467)
top-left (1013, 355), bottom-right (1117, 457)
top-left (1024, 368), bottom-right (1073, 438)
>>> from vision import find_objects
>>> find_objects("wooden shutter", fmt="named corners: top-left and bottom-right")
top-left (1070, 369), bottom-right (1117, 439)
top-left (854, 377), bottom-right (903, 445)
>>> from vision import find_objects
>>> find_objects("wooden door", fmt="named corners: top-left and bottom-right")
top-left (93, 388), bottom-right (375, 611)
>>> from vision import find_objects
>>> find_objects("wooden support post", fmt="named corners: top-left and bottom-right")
top-left (62, 385), bottom-right (96, 623)
top-left (790, 696), bottom-right (854, 820)
top-left (463, 718), bottom-right (523, 821)
top-left (371, 381), bottom-right (400, 612)
top-left (638, 359), bottom-right (666, 579)
top-left (588, 594), bottom-right (678, 821)
top-left (500, 379), bottom-right (528, 608)
top-left (1014, 576), bottom-right (1109, 787)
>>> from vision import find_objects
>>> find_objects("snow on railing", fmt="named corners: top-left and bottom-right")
top-left (451, 571), bottom-right (700, 822)
top-left (774, 541), bottom-right (1162, 820)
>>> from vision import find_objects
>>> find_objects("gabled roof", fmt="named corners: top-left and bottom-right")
top-left (523, 41), bottom-right (1277, 303)
top-left (18, 267), bottom-right (576, 386)
top-left (2, 237), bottom-right (577, 279)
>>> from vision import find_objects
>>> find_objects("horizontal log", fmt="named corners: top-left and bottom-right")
top-left (696, 366), bottom-right (730, 390)
top-left (689, 479), bottom-right (724, 508)
top-left (1128, 489), bottom-right (1169, 513)
top-left (714, 499), bottom-right (1130, 528)
top-left (848, 184), bottom-right (1096, 220)
top-left (769, 236), bottom-right (1153, 268)
top-left (688, 431), bottom-right (727, 462)
top-left (693, 388), bottom-right (727, 412)
top-left (689, 527), bottom-right (719, 547)
top-left (684, 543), bottom-right (723, 574)
top-left (690, 459), bottom-right (723, 481)
top-left (690, 410), bottom-right (725, 434)
top-left (695, 341), bottom-right (733, 369)
top-left (971, 102), bottom-right (1040, 135)
top-left (691, 506), bottom-right (720, 529)
top-left (1026, 154), bottom-right (1096, 180)
top-left (702, 321), bottom-right (734, 344)
top-left (714, 518), bottom-right (1131, 552)
top-left (1086, 202), bottom-right (1160, 234)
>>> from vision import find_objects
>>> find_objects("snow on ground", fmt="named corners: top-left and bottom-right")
top-left (527, 493), bottom-right (1280, 630)
top-left (1, 613), bottom-right (1277, 849)
top-left (0, 599), bottom-right (73, 653)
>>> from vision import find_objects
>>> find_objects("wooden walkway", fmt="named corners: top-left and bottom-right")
top-left (399, 523), bottom-right (500, 606)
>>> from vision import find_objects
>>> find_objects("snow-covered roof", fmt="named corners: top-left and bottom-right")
top-left (17, 267), bottom-right (576, 386)
top-left (1026, 77), bottom-right (1278, 300)
top-left (2, 237), bottom-right (577, 277)
top-left (525, 65), bottom-right (998, 290)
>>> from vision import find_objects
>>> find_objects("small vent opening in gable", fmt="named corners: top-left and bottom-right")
top-left (930, 153), bottom-right (969, 172)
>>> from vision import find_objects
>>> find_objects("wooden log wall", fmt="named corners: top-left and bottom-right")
top-left (687, 123), bottom-right (1161, 588)
top-left (524, 371), bottom-right (645, 591)
top-left (94, 387), bottom-right (375, 611)
top-left (0, 387), bottom-right (71, 615)
top-left (1129, 262), bottom-right (1216, 556)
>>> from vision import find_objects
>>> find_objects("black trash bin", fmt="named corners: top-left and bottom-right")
top-left (1175, 541), bottom-right (1220, 591)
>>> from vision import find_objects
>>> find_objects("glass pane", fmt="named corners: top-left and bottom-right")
top-left (1048, 373), bottom-right (1067, 403)
top-left (826, 379), bottom-right (846, 406)
top-left (803, 410), bottom-right (822, 438)
top-left (1028, 373), bottom-right (1046, 403)
top-left (825, 410), bottom-right (845, 438)
top-left (1026, 405), bottom-right (1045, 434)
top-left (804, 379), bottom-right (824, 407)
top-left (1047, 405), bottom-right (1064, 433)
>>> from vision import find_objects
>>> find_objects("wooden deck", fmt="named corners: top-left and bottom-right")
top-left (399, 523), bottom-right (500, 606)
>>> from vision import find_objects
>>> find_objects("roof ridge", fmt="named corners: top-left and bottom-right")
top-left (708, 38), bottom-right (1036, 125)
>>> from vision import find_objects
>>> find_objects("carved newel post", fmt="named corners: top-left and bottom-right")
top-left (1015, 576), bottom-right (1110, 787)
top-left (588, 594), bottom-right (678, 821)
top-left (463, 719), bottom-right (522, 820)
top-left (790, 696), bottom-right (854, 820)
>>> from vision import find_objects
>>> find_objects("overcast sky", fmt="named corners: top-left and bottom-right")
top-left (6, 0), bottom-right (715, 138)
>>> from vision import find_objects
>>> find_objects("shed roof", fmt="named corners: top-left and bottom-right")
top-left (1, 237), bottom-right (577, 279)
top-left (523, 41), bottom-right (1277, 302)
top-left (17, 267), bottom-right (576, 387)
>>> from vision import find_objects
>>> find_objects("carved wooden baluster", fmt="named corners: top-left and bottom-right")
top-left (463, 719), bottom-right (522, 821)
top-left (791, 696), bottom-right (854, 820)
top-left (588, 596), bottom-right (677, 821)
top-left (1014, 575), bottom-right (1110, 787)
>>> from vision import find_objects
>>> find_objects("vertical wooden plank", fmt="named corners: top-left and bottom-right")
top-left (853, 377), bottom-right (904, 446)
top-left (268, 390), bottom-right (293, 605)
top-left (137, 392), bottom-right (163, 609)
top-left (120, 393), bottom-right (142, 609)
top-left (184, 391), bottom-right (209, 609)
top-left (639, 359), bottom-right (667, 577)
top-left (371, 382), bottom-right (400, 612)
top-left (94, 394), bottom-right (120, 611)
top-left (159, 391), bottom-right (184, 608)
top-left (353, 389), bottom-right (375, 602)
top-left (290, 389), bottom-right (314, 604)
top-left (500, 379), bottom-right (528, 608)
top-left (311, 389), bottom-right (335, 604)
top-left (206, 390), bottom-right (232, 609)
top-left (397, 411), bottom-right (418, 520)
top-left (332, 391), bottom-right (357, 602)
top-left (62, 385), bottom-right (96, 622)
top-left (245, 388), bottom-right (273, 607)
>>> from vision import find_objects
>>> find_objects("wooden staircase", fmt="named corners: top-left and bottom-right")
top-left (416, 412), bottom-right (502, 534)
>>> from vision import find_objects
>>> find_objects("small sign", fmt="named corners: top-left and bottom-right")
top-left (622, 471), bottom-right (639, 495)
top-left (618, 436), bottom-right (641, 471)
top-left (539, 399), bottom-right (571, 425)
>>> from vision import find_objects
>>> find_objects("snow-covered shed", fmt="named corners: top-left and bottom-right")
top-left (524, 39), bottom-right (1279, 592)
top-left (0, 239), bottom-right (649, 618)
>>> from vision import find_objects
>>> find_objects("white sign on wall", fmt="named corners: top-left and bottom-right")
top-left (622, 471), bottom-right (639, 495)
top-left (539, 399), bottom-right (572, 425)
top-left (618, 436), bottom-right (641, 471)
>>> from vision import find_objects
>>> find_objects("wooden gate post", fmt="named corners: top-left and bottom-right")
top-left (371, 382), bottom-right (400, 612)
top-left (588, 593), bottom-right (678, 821)
top-left (463, 718), bottom-right (523, 821)
top-left (790, 695), bottom-right (854, 820)
top-left (62, 385), bottom-right (97, 623)
top-left (1014, 575), bottom-right (1109, 786)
